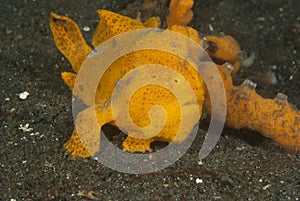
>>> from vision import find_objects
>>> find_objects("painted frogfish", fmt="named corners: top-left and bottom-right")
top-left (49, 0), bottom-right (299, 158)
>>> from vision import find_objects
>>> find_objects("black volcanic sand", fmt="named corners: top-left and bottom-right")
top-left (1, 0), bottom-right (299, 200)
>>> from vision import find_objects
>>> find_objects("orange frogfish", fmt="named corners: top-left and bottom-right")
top-left (49, 1), bottom-right (299, 158)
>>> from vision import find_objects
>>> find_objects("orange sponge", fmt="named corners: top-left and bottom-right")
top-left (167, 0), bottom-right (194, 27)
top-left (205, 63), bottom-right (300, 152)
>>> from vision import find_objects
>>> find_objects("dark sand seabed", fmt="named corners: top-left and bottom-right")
top-left (0, 0), bottom-right (299, 200)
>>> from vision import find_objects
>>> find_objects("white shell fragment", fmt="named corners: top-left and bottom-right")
top-left (19, 123), bottom-right (33, 132)
top-left (83, 26), bottom-right (90, 32)
top-left (208, 24), bottom-right (214, 31)
top-left (195, 178), bottom-right (203, 184)
top-left (18, 91), bottom-right (29, 100)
